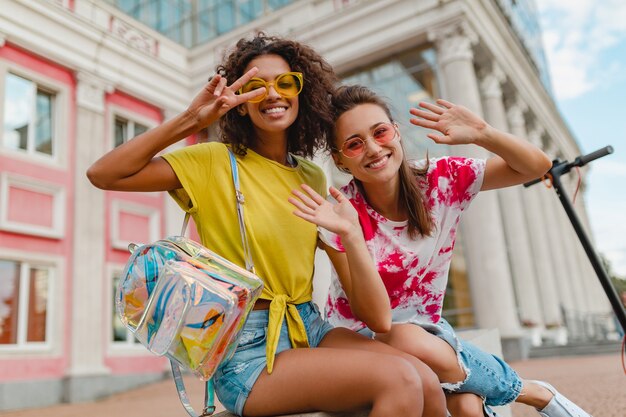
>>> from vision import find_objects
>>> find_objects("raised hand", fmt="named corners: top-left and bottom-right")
top-left (187, 67), bottom-right (266, 129)
top-left (289, 184), bottom-right (360, 237)
top-left (409, 99), bottom-right (489, 146)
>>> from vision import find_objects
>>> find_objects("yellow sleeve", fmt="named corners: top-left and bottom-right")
top-left (161, 142), bottom-right (219, 214)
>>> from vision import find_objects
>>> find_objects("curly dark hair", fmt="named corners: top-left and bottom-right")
top-left (216, 33), bottom-right (337, 157)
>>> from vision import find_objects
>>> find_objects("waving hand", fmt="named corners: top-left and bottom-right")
top-left (409, 99), bottom-right (489, 146)
top-left (289, 185), bottom-right (360, 237)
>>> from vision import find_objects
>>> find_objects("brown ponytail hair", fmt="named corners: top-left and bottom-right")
top-left (330, 85), bottom-right (434, 238)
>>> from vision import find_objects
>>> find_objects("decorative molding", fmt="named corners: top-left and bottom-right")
top-left (0, 173), bottom-right (66, 239)
top-left (544, 140), bottom-right (561, 160)
top-left (162, 108), bottom-right (181, 122)
top-left (109, 16), bottom-right (159, 57)
top-left (527, 125), bottom-right (546, 148)
top-left (52, 0), bottom-right (72, 9)
top-left (110, 200), bottom-right (160, 251)
top-left (427, 19), bottom-right (479, 66)
top-left (76, 72), bottom-right (113, 114)
top-left (107, 104), bottom-right (159, 151)
top-left (506, 96), bottom-right (528, 129)
top-left (479, 64), bottom-right (506, 99)
top-left (333, 0), bottom-right (362, 11)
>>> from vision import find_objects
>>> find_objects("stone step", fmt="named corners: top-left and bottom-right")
top-left (529, 340), bottom-right (622, 358)
top-left (214, 411), bottom-right (368, 417)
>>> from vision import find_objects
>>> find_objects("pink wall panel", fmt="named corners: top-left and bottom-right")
top-left (104, 355), bottom-right (166, 374)
top-left (106, 90), bottom-right (162, 123)
top-left (7, 187), bottom-right (54, 228)
top-left (118, 211), bottom-right (150, 243)
top-left (0, 43), bottom-right (74, 86)
top-left (0, 358), bottom-right (67, 381)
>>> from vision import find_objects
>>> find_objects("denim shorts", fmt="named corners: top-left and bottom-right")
top-left (359, 318), bottom-right (522, 410)
top-left (213, 302), bottom-right (334, 416)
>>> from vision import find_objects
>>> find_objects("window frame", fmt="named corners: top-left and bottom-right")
top-left (108, 105), bottom-right (157, 150)
top-left (0, 172), bottom-right (66, 239)
top-left (0, 61), bottom-right (69, 168)
top-left (110, 199), bottom-right (161, 251)
top-left (0, 251), bottom-right (61, 353)
top-left (106, 263), bottom-right (147, 353)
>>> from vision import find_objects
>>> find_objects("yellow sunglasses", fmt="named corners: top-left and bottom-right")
top-left (238, 72), bottom-right (304, 103)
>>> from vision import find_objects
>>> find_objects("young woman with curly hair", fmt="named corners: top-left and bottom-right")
top-left (87, 34), bottom-right (447, 417)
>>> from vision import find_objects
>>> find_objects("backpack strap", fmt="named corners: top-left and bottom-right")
top-left (180, 149), bottom-right (255, 273)
top-left (171, 362), bottom-right (215, 416)
top-left (227, 148), bottom-right (256, 274)
top-left (174, 147), bottom-right (254, 416)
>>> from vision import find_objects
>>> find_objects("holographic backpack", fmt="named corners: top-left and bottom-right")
top-left (116, 150), bottom-right (263, 416)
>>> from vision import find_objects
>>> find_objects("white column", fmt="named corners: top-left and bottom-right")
top-left (559, 175), bottom-right (591, 314)
top-left (523, 126), bottom-right (563, 326)
top-left (70, 72), bottom-right (112, 377)
top-left (542, 144), bottom-right (580, 314)
top-left (573, 193), bottom-right (612, 314)
top-left (480, 69), bottom-right (543, 328)
top-left (429, 21), bottom-right (522, 339)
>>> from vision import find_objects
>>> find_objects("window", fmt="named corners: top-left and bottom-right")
top-left (0, 259), bottom-right (51, 346)
top-left (111, 273), bottom-right (139, 346)
top-left (3, 73), bottom-right (55, 157)
top-left (109, 0), bottom-right (295, 46)
top-left (114, 116), bottom-right (148, 147)
top-left (342, 46), bottom-right (441, 160)
top-left (443, 235), bottom-right (475, 329)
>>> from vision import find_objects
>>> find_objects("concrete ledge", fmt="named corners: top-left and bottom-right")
top-left (215, 329), bottom-right (512, 417)
top-left (0, 371), bottom-right (166, 412)
top-left (215, 412), bottom-right (368, 417)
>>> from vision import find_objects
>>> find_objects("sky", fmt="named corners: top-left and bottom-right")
top-left (536, 0), bottom-right (626, 277)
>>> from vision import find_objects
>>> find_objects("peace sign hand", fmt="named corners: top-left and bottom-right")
top-left (187, 67), bottom-right (266, 129)
top-left (409, 99), bottom-right (489, 146)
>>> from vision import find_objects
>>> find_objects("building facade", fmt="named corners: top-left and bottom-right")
top-left (0, 0), bottom-right (614, 410)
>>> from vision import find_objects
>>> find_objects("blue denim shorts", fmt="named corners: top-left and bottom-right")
top-left (359, 318), bottom-right (522, 409)
top-left (213, 302), bottom-right (334, 416)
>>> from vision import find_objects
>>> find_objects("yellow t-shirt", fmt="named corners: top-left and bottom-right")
top-left (162, 142), bottom-right (326, 373)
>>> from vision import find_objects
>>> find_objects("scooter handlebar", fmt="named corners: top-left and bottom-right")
top-left (524, 145), bottom-right (614, 187)
top-left (575, 145), bottom-right (614, 167)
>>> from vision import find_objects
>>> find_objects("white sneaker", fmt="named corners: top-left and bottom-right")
top-left (530, 380), bottom-right (593, 417)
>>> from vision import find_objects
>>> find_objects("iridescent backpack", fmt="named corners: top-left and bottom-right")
top-left (116, 150), bottom-right (263, 416)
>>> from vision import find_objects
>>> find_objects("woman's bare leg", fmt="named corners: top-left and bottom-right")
top-left (376, 323), bottom-right (467, 384)
top-left (319, 328), bottom-right (447, 417)
top-left (244, 327), bottom-right (447, 417)
top-left (243, 344), bottom-right (424, 417)
top-left (446, 393), bottom-right (485, 417)
top-left (515, 380), bottom-right (552, 408)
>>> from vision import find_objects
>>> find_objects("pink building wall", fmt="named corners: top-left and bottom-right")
top-left (0, 43), bottom-right (172, 380)
top-left (0, 43), bottom-right (76, 381)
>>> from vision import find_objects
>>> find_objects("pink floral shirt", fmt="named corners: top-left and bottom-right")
top-left (321, 157), bottom-right (485, 330)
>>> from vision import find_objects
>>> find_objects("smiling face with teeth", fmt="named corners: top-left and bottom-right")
top-left (333, 103), bottom-right (404, 189)
top-left (241, 54), bottom-right (300, 143)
